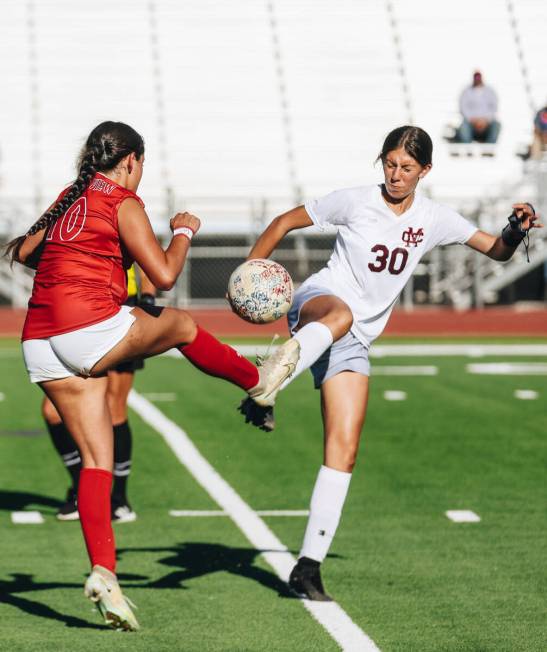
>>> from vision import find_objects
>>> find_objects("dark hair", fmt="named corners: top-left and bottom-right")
top-left (6, 121), bottom-right (144, 263)
top-left (377, 126), bottom-right (433, 167)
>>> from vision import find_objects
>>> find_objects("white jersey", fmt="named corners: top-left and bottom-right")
top-left (303, 184), bottom-right (478, 348)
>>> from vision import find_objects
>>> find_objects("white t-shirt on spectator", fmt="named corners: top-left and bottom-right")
top-left (459, 85), bottom-right (498, 122)
top-left (303, 184), bottom-right (478, 347)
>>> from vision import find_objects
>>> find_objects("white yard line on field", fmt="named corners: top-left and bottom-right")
top-left (169, 510), bottom-right (228, 517)
top-left (372, 366), bottom-right (437, 375)
top-left (163, 343), bottom-right (547, 360)
top-left (383, 391), bottom-right (407, 401)
top-left (128, 390), bottom-right (380, 652)
top-left (11, 511), bottom-right (44, 524)
top-left (445, 510), bottom-right (481, 523)
top-left (142, 392), bottom-right (177, 401)
top-left (467, 363), bottom-right (547, 375)
top-left (1, 343), bottom-right (547, 361)
top-left (169, 509), bottom-right (310, 517)
top-left (513, 389), bottom-right (539, 400)
top-left (369, 344), bottom-right (547, 357)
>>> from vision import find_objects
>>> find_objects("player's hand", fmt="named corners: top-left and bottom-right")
top-left (511, 203), bottom-right (543, 231)
top-left (170, 212), bottom-right (201, 235)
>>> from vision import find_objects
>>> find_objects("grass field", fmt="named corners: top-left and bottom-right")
top-left (0, 337), bottom-right (545, 651)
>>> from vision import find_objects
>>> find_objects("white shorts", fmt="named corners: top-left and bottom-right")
top-left (22, 306), bottom-right (136, 384)
top-left (287, 284), bottom-right (370, 388)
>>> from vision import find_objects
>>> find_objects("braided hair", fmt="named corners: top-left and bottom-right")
top-left (6, 121), bottom-right (144, 263)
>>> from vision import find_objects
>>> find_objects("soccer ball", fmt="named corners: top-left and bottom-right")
top-left (227, 259), bottom-right (294, 324)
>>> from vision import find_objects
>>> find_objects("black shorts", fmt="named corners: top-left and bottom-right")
top-left (113, 357), bottom-right (144, 374)
top-left (112, 296), bottom-right (145, 374)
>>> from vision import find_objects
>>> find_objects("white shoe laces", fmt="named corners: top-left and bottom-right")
top-left (256, 334), bottom-right (280, 367)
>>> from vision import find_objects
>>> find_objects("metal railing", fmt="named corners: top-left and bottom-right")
top-left (1, 156), bottom-right (545, 309)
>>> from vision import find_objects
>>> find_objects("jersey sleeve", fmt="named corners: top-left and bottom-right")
top-left (304, 188), bottom-right (354, 230)
top-left (434, 205), bottom-right (478, 246)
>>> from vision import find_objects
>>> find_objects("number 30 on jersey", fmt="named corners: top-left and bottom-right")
top-left (368, 244), bottom-right (408, 275)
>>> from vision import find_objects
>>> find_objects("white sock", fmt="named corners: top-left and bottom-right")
top-left (300, 465), bottom-right (352, 563)
top-left (280, 321), bottom-right (333, 390)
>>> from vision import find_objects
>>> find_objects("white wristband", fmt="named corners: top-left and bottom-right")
top-left (173, 227), bottom-right (194, 241)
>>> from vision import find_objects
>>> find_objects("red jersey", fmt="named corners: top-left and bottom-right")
top-left (22, 173), bottom-right (144, 340)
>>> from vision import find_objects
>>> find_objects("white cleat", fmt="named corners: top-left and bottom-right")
top-left (112, 504), bottom-right (137, 523)
top-left (247, 338), bottom-right (300, 407)
top-left (84, 565), bottom-right (139, 631)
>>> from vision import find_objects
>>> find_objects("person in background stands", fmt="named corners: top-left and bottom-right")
top-left (530, 105), bottom-right (547, 160)
top-left (456, 71), bottom-right (500, 145)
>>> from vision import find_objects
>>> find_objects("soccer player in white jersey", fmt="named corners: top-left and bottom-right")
top-left (239, 125), bottom-right (541, 600)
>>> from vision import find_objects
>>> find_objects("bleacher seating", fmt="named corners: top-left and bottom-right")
top-left (0, 0), bottom-right (545, 306)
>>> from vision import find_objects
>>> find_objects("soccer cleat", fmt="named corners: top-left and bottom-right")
top-left (56, 488), bottom-right (79, 521)
top-left (238, 397), bottom-right (275, 432)
top-left (111, 502), bottom-right (137, 523)
top-left (247, 338), bottom-right (300, 407)
top-left (288, 557), bottom-right (333, 602)
top-left (84, 565), bottom-right (139, 631)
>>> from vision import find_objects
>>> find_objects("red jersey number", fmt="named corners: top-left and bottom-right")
top-left (47, 197), bottom-right (87, 242)
top-left (368, 244), bottom-right (408, 275)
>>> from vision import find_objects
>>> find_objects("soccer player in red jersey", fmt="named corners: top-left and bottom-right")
top-left (7, 121), bottom-right (298, 631)
top-left (42, 266), bottom-right (157, 523)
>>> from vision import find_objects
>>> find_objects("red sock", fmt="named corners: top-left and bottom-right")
top-left (179, 326), bottom-right (259, 391)
top-left (78, 468), bottom-right (116, 573)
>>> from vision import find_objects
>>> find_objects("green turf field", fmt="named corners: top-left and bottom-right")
top-left (0, 338), bottom-right (545, 651)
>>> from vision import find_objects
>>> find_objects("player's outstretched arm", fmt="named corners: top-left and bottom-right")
top-left (247, 205), bottom-right (313, 260)
top-left (118, 198), bottom-right (200, 290)
top-left (466, 203), bottom-right (542, 261)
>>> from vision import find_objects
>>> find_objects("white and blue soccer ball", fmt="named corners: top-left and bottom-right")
top-left (227, 259), bottom-right (294, 324)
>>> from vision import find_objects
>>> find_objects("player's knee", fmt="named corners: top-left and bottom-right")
top-left (338, 449), bottom-right (358, 472)
top-left (331, 307), bottom-right (353, 339)
top-left (41, 397), bottom-right (61, 424)
top-left (107, 396), bottom-right (127, 423)
top-left (176, 311), bottom-right (198, 344)
top-left (326, 436), bottom-right (358, 472)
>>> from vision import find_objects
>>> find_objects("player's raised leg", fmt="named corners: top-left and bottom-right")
top-left (280, 295), bottom-right (353, 389)
top-left (90, 305), bottom-right (298, 401)
top-left (289, 371), bottom-right (369, 600)
top-left (240, 294), bottom-right (352, 430)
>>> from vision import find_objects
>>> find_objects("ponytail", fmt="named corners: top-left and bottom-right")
top-left (5, 121), bottom-right (144, 265)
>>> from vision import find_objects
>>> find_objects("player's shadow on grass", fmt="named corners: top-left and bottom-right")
top-left (0, 573), bottom-right (104, 630)
top-left (0, 490), bottom-right (62, 515)
top-left (118, 541), bottom-right (295, 598)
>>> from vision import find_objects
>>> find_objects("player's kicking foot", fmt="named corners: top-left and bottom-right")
top-left (247, 339), bottom-right (300, 407)
top-left (56, 487), bottom-right (79, 521)
top-left (238, 398), bottom-right (275, 432)
top-left (288, 557), bottom-right (333, 602)
top-left (84, 565), bottom-right (139, 631)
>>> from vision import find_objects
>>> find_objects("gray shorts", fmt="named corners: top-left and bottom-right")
top-left (287, 284), bottom-right (370, 389)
